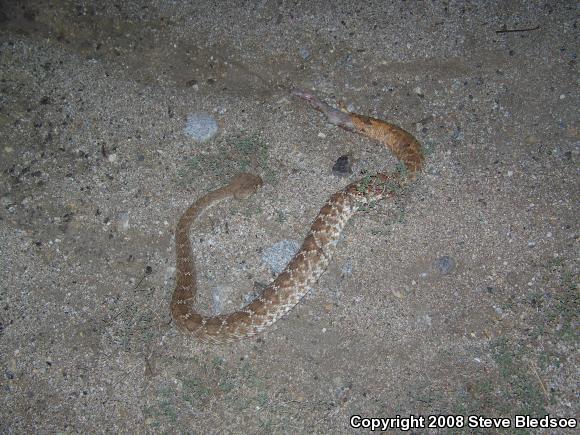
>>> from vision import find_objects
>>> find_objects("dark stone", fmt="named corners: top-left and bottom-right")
top-left (435, 256), bottom-right (456, 275)
top-left (332, 155), bottom-right (352, 176)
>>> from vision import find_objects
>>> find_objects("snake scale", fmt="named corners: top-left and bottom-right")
top-left (170, 89), bottom-right (424, 343)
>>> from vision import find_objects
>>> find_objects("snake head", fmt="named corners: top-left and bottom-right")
top-left (293, 88), bottom-right (354, 129)
top-left (230, 173), bottom-right (263, 199)
top-left (291, 88), bottom-right (315, 101)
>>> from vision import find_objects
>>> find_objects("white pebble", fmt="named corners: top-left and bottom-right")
top-left (184, 113), bottom-right (219, 143)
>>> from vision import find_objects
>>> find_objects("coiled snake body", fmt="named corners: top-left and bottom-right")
top-left (171, 90), bottom-right (424, 343)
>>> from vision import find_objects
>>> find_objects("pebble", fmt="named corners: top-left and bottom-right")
top-left (332, 155), bottom-right (352, 176)
top-left (342, 54), bottom-right (353, 67)
top-left (451, 127), bottom-right (463, 140)
top-left (184, 113), bottom-right (218, 143)
top-left (261, 240), bottom-right (300, 274)
top-left (525, 135), bottom-right (539, 145)
top-left (298, 47), bottom-right (310, 60)
top-left (340, 257), bottom-right (354, 276)
top-left (242, 286), bottom-right (263, 305)
top-left (212, 285), bottom-right (230, 313)
top-left (435, 255), bottom-right (456, 275)
top-left (116, 212), bottom-right (130, 232)
top-left (391, 289), bottom-right (403, 299)
top-left (0, 196), bottom-right (13, 207)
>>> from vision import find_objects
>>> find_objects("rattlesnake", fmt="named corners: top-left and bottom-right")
top-left (170, 89), bottom-right (424, 343)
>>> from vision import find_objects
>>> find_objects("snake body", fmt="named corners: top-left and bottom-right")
top-left (170, 90), bottom-right (423, 343)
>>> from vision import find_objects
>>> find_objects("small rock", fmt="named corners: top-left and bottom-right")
top-left (332, 155), bottom-right (352, 176)
top-left (184, 113), bottom-right (218, 143)
top-left (1, 196), bottom-right (13, 207)
top-left (212, 285), bottom-right (230, 314)
top-left (262, 240), bottom-right (300, 274)
top-left (116, 212), bottom-right (130, 232)
top-left (391, 289), bottom-right (403, 299)
top-left (242, 286), bottom-right (262, 305)
top-left (451, 127), bottom-right (463, 140)
top-left (340, 257), bottom-right (354, 277)
top-left (298, 47), bottom-right (310, 60)
top-left (525, 135), bottom-right (539, 145)
top-left (342, 54), bottom-right (353, 66)
top-left (435, 255), bottom-right (456, 275)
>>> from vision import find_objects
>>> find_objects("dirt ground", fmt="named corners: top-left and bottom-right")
top-left (0, 1), bottom-right (578, 433)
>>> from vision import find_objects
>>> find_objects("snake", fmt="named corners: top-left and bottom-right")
top-left (170, 89), bottom-right (424, 343)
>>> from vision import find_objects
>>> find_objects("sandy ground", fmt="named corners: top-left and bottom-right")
top-left (1, 1), bottom-right (578, 433)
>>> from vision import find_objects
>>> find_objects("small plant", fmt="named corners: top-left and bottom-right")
top-left (356, 174), bottom-right (373, 193)
top-left (394, 161), bottom-right (407, 176)
top-left (423, 140), bottom-right (436, 157)
top-left (276, 210), bottom-right (287, 223)
top-left (489, 337), bottom-right (548, 416)
top-left (182, 377), bottom-right (211, 403)
top-left (178, 131), bottom-right (271, 183)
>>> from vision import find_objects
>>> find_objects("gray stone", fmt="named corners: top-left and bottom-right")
top-left (262, 240), bottom-right (300, 274)
top-left (184, 113), bottom-right (218, 143)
